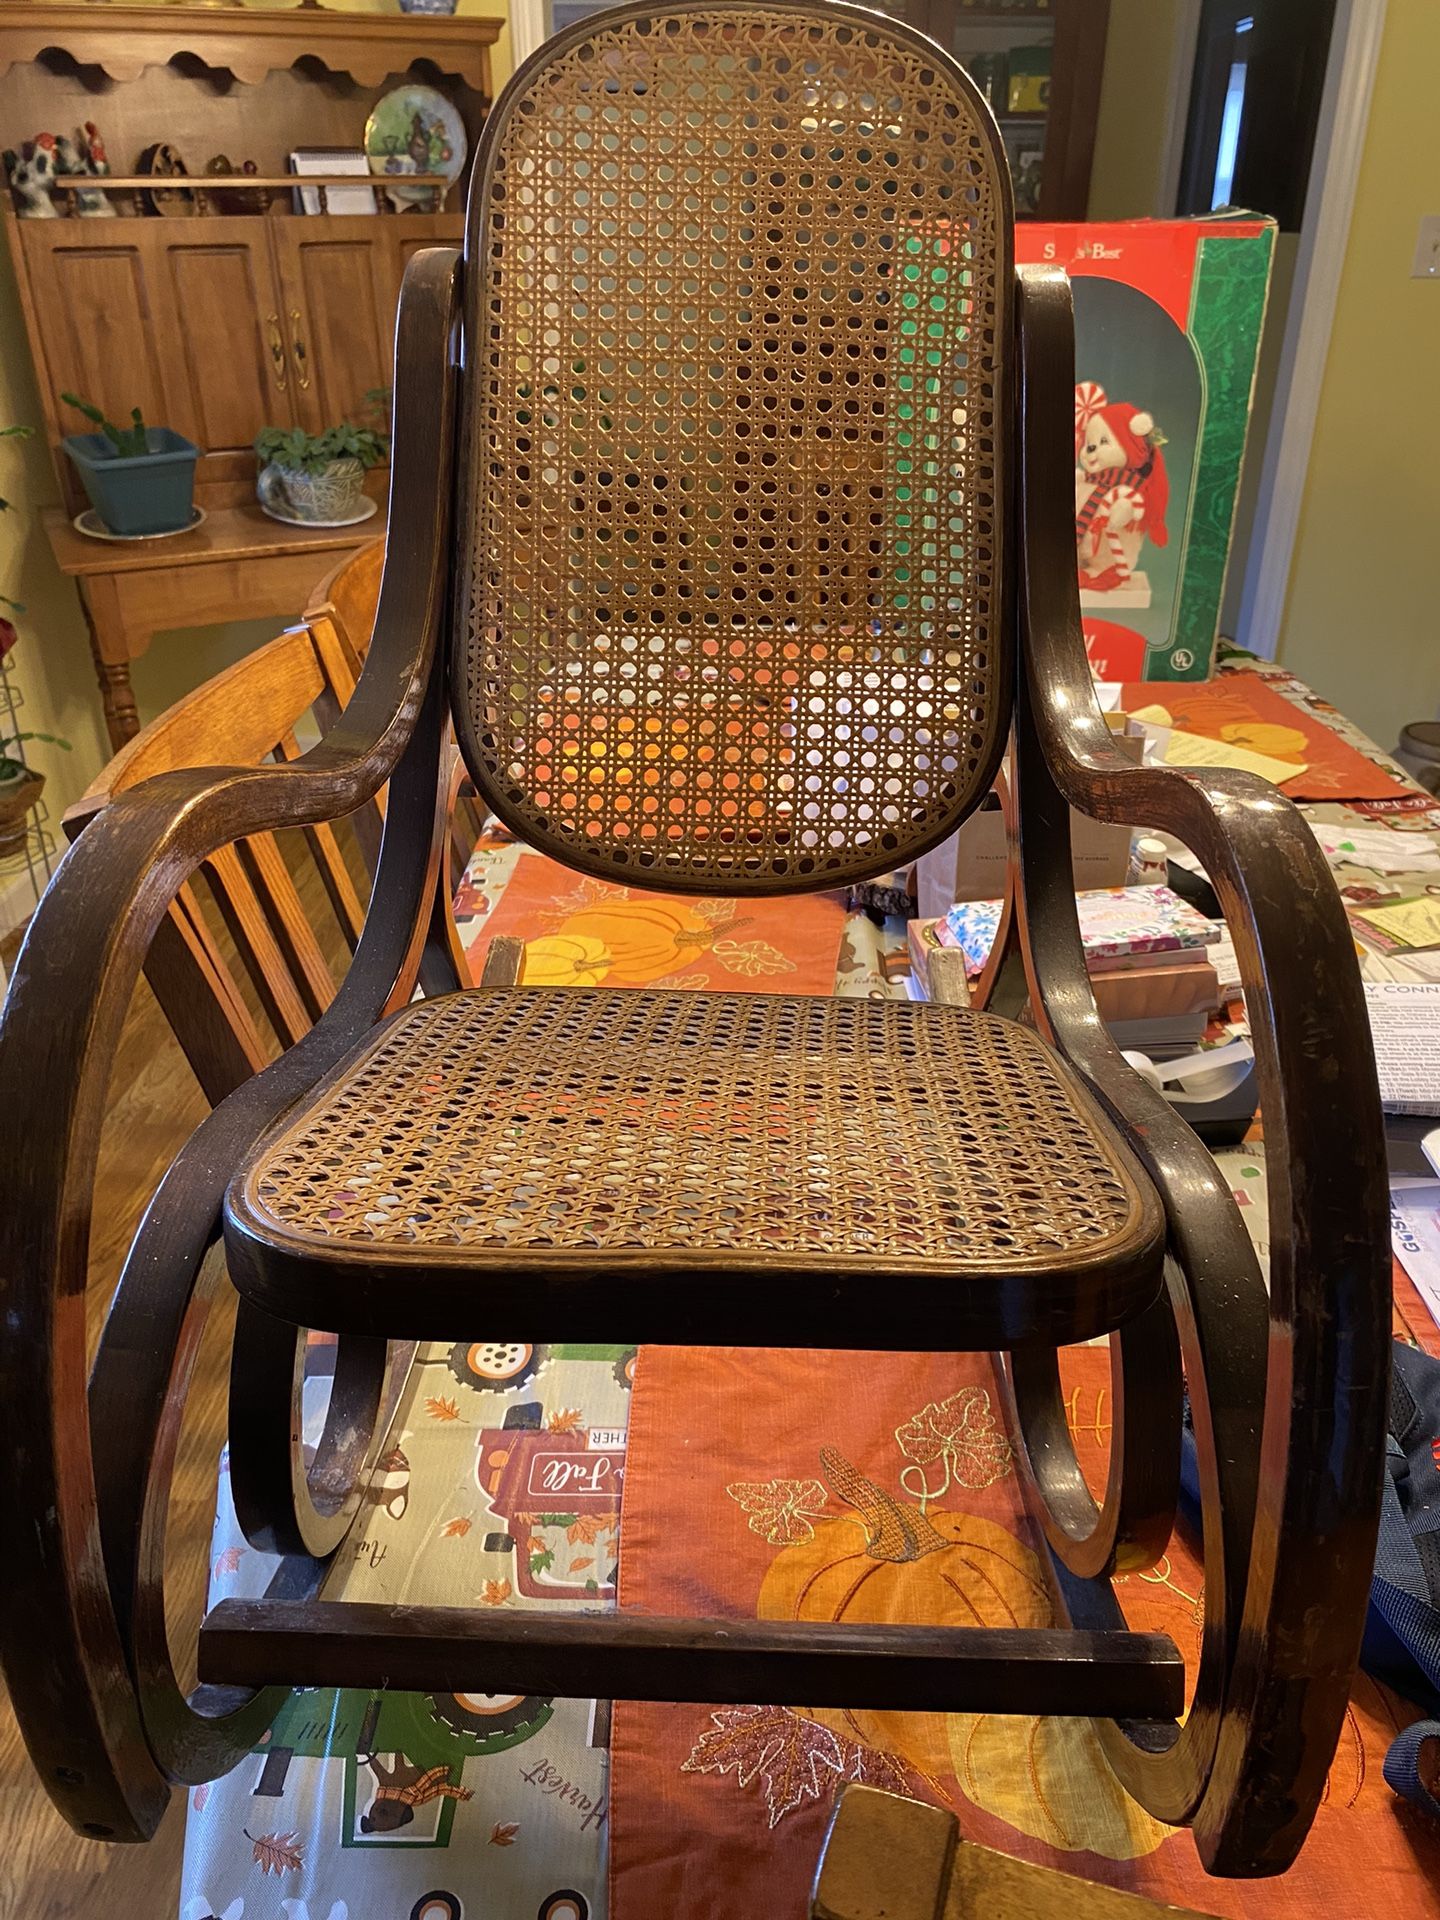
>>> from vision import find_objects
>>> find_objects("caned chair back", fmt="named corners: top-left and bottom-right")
top-left (453, 0), bottom-right (1013, 893)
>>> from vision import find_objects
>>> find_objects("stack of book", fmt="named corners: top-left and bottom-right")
top-left (910, 885), bottom-right (1224, 1058)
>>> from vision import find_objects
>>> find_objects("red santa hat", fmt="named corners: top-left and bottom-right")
top-left (1075, 383), bottom-right (1170, 547)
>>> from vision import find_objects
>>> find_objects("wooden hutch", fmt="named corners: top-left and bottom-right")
top-left (0, 6), bottom-right (501, 749)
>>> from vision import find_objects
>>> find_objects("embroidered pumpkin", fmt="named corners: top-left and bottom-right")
top-left (551, 898), bottom-right (719, 985)
top-left (756, 1448), bottom-right (1050, 1780)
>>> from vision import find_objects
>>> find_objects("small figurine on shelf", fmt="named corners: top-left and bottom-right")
top-left (75, 121), bottom-right (118, 217)
top-left (1074, 382), bottom-right (1170, 609)
top-left (204, 154), bottom-right (268, 216)
top-left (54, 128), bottom-right (116, 218)
top-left (3, 139), bottom-right (59, 217)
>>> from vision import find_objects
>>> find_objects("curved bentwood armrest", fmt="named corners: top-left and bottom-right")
top-left (0, 248), bottom-right (462, 1841)
top-left (1004, 265), bottom-right (1390, 1874)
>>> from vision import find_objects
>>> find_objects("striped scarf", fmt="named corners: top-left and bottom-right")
top-left (1076, 459), bottom-right (1153, 551)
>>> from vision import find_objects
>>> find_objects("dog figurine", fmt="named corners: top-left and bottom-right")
top-left (4, 139), bottom-right (59, 217)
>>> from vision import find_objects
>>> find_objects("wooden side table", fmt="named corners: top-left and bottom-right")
top-left (44, 493), bottom-right (388, 751)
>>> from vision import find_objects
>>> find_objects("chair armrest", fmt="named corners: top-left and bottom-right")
top-left (0, 246), bottom-right (461, 1844)
top-left (1013, 264), bottom-right (1390, 1868)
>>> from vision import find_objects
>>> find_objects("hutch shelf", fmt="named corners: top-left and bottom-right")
top-left (0, 5), bottom-right (502, 749)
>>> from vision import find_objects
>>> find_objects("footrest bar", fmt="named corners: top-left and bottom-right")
top-left (198, 1599), bottom-right (1183, 1719)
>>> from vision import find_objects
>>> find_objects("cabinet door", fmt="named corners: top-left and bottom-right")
top-left (373, 213), bottom-right (466, 363)
top-left (18, 222), bottom-right (175, 457)
top-left (138, 219), bottom-right (292, 454)
top-left (268, 219), bottom-right (394, 435)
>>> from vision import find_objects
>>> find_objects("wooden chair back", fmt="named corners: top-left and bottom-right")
top-left (451, 0), bottom-right (1014, 895)
top-left (65, 618), bottom-right (380, 1104)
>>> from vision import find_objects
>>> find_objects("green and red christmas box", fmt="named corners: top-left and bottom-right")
top-left (1017, 216), bottom-right (1276, 681)
top-left (899, 214), bottom-right (1275, 682)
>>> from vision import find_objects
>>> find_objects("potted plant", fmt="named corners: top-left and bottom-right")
top-left (254, 411), bottom-right (389, 526)
top-left (0, 726), bottom-right (69, 857)
top-left (60, 392), bottom-right (199, 537)
top-left (0, 422), bottom-right (70, 855)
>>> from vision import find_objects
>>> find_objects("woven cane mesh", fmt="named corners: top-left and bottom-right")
top-left (455, 3), bottom-right (1010, 892)
top-left (240, 991), bottom-right (1149, 1273)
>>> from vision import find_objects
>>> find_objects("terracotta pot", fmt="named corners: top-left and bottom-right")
top-left (0, 762), bottom-right (44, 856)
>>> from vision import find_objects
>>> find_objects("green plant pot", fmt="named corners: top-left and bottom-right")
top-left (63, 428), bottom-right (199, 536)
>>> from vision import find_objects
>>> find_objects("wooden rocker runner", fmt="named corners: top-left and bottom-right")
top-left (0, 0), bottom-right (1388, 1880)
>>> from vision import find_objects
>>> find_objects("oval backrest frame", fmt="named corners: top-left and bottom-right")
top-left (453, 0), bottom-right (1014, 894)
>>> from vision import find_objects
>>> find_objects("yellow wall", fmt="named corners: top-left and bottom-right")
top-left (0, 0), bottom-right (510, 898)
top-left (1276, 0), bottom-right (1440, 743)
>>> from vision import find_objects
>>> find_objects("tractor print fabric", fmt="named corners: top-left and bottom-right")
top-left (180, 1337), bottom-right (633, 1920)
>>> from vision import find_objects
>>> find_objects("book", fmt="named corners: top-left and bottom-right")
top-left (290, 147), bottom-right (376, 217)
top-left (943, 884), bottom-right (1220, 980)
top-left (1108, 1009), bottom-right (1213, 1055)
top-left (1091, 959), bottom-right (1220, 1023)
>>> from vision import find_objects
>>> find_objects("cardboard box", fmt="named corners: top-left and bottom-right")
top-left (1014, 217), bottom-right (1276, 682)
top-left (913, 718), bottom-right (1144, 920)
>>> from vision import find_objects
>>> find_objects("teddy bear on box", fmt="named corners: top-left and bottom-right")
top-left (1074, 381), bottom-right (1169, 609)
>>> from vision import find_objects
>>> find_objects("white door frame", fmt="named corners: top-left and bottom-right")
top-left (509, 0), bottom-right (549, 67)
top-left (1236, 0), bottom-right (1387, 656)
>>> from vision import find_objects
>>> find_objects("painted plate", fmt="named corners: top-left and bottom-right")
top-left (364, 83), bottom-right (466, 208)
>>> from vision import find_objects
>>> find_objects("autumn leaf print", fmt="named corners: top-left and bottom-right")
top-left (546, 1406), bottom-right (585, 1434)
top-left (425, 1395), bottom-right (460, 1422)
top-left (212, 1545), bottom-right (244, 1581)
top-left (712, 938), bottom-right (795, 977)
top-left (479, 1577), bottom-right (512, 1606)
top-left (246, 1828), bottom-right (303, 1874)
top-left (894, 1386), bottom-right (1012, 1506)
top-left (440, 1515), bottom-right (473, 1538)
top-left (683, 1704), bottom-right (845, 1826)
top-left (490, 1820), bottom-right (520, 1846)
top-left (726, 1476), bottom-right (829, 1546)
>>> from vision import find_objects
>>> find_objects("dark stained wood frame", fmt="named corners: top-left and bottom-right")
top-left (0, 244), bottom-right (463, 1841)
top-left (0, 8), bottom-right (1389, 1882)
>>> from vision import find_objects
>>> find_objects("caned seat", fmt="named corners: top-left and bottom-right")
top-left (224, 987), bottom-right (1164, 1346)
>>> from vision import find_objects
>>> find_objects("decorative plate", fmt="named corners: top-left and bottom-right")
top-left (364, 83), bottom-right (466, 208)
top-left (257, 495), bottom-right (379, 532)
top-left (74, 505), bottom-right (206, 542)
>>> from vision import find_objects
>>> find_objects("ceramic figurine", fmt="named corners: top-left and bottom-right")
top-left (4, 139), bottom-right (59, 217)
top-left (1074, 382), bottom-right (1170, 609)
top-left (204, 153), bottom-right (266, 216)
top-left (76, 122), bottom-right (118, 217)
top-left (55, 130), bottom-right (116, 218)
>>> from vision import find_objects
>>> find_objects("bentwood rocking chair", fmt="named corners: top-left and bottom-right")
top-left (0, 0), bottom-right (1389, 1882)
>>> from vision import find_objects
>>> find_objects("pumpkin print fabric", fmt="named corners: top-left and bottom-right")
top-left (610, 1341), bottom-right (1440, 1920)
top-left (470, 855), bottom-right (849, 996)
